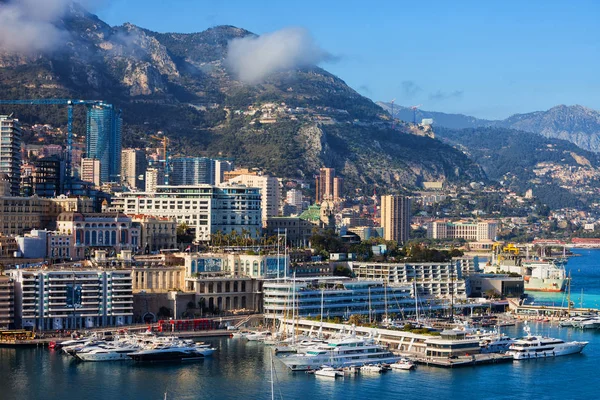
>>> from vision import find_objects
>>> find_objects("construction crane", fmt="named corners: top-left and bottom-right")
top-left (0, 98), bottom-right (110, 188)
top-left (410, 104), bottom-right (422, 124)
top-left (150, 134), bottom-right (170, 185)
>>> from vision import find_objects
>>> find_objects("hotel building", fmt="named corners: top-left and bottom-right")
top-left (114, 185), bottom-right (262, 242)
top-left (426, 220), bottom-right (498, 241)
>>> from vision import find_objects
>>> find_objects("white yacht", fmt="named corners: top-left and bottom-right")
top-left (390, 358), bottom-right (415, 371)
top-left (314, 366), bottom-right (344, 378)
top-left (506, 325), bottom-right (588, 360)
top-left (278, 337), bottom-right (398, 371)
top-left (245, 331), bottom-right (273, 341)
top-left (76, 345), bottom-right (140, 361)
top-left (576, 317), bottom-right (600, 330)
top-left (479, 333), bottom-right (515, 354)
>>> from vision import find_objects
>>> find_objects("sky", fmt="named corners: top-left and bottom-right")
top-left (96, 0), bottom-right (600, 120)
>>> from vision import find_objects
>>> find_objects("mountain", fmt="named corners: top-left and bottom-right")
top-left (434, 126), bottom-right (600, 209)
top-left (495, 105), bottom-right (600, 153)
top-left (376, 102), bottom-right (493, 129)
top-left (0, 5), bottom-right (485, 192)
top-left (378, 102), bottom-right (600, 153)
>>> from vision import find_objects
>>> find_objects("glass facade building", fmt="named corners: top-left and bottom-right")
top-left (86, 104), bottom-right (122, 183)
top-left (170, 157), bottom-right (215, 186)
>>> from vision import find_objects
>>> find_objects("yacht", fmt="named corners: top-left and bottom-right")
top-left (575, 317), bottom-right (600, 330)
top-left (390, 358), bottom-right (416, 371)
top-left (278, 337), bottom-right (398, 371)
top-left (361, 364), bottom-right (384, 373)
top-left (506, 325), bottom-right (588, 360)
top-left (76, 345), bottom-right (140, 362)
top-left (314, 366), bottom-right (344, 378)
top-left (479, 333), bottom-right (515, 354)
top-left (128, 342), bottom-right (206, 362)
top-left (245, 331), bottom-right (272, 341)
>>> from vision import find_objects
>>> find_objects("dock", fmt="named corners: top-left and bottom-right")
top-left (401, 353), bottom-right (513, 368)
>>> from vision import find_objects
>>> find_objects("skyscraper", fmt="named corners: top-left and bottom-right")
top-left (170, 157), bottom-right (214, 186)
top-left (86, 104), bottom-right (122, 184)
top-left (0, 116), bottom-right (22, 196)
top-left (121, 148), bottom-right (147, 190)
top-left (380, 195), bottom-right (411, 244)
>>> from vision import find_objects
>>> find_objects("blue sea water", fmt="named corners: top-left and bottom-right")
top-left (526, 248), bottom-right (600, 309)
top-left (1, 250), bottom-right (600, 400)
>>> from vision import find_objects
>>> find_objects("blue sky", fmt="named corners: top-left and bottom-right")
top-left (97, 0), bottom-right (599, 119)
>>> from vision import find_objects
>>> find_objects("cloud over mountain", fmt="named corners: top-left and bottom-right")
top-left (225, 27), bottom-right (334, 84)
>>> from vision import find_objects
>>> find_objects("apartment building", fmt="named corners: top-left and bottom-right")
top-left (0, 275), bottom-right (14, 329)
top-left (9, 268), bottom-right (133, 330)
top-left (351, 261), bottom-right (468, 299)
top-left (228, 174), bottom-right (281, 224)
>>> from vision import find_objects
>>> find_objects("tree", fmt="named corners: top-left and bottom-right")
top-left (333, 265), bottom-right (353, 278)
top-left (347, 314), bottom-right (363, 326)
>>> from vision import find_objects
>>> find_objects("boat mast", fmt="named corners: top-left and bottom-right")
top-left (276, 231), bottom-right (280, 279)
top-left (414, 281), bottom-right (420, 324)
top-left (270, 351), bottom-right (275, 400)
top-left (368, 287), bottom-right (372, 324)
top-left (291, 271), bottom-right (296, 344)
top-left (567, 270), bottom-right (572, 315)
top-left (384, 281), bottom-right (388, 324)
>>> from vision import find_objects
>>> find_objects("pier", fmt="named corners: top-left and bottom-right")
top-left (406, 353), bottom-right (513, 368)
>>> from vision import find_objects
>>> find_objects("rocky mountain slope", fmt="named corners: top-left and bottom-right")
top-left (0, 4), bottom-right (484, 192)
top-left (378, 102), bottom-right (600, 153)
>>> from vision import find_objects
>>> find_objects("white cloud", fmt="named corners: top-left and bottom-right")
top-left (0, 0), bottom-right (108, 53)
top-left (225, 27), bottom-right (334, 84)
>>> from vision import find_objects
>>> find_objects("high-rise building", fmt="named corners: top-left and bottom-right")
top-left (81, 158), bottom-right (101, 187)
top-left (380, 195), bottom-right (411, 244)
top-left (316, 167), bottom-right (342, 203)
top-left (0, 116), bottom-right (22, 196)
top-left (214, 159), bottom-right (234, 185)
top-left (333, 176), bottom-right (343, 201)
top-left (86, 104), bottom-right (122, 183)
top-left (170, 157), bottom-right (214, 186)
top-left (31, 157), bottom-right (63, 197)
top-left (228, 174), bottom-right (281, 224)
top-left (145, 167), bottom-right (164, 193)
top-left (121, 148), bottom-right (147, 190)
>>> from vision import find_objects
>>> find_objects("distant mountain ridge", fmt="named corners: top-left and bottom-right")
top-left (377, 102), bottom-right (600, 153)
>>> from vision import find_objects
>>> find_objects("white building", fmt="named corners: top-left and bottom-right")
top-left (9, 268), bottom-right (133, 330)
top-left (81, 158), bottom-right (101, 187)
top-left (16, 230), bottom-right (73, 261)
top-left (426, 220), bottom-right (498, 241)
top-left (145, 167), bottom-right (163, 193)
top-left (351, 261), bottom-right (468, 299)
top-left (228, 174), bottom-right (280, 225)
top-left (114, 185), bottom-right (262, 242)
top-left (286, 189), bottom-right (304, 207)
